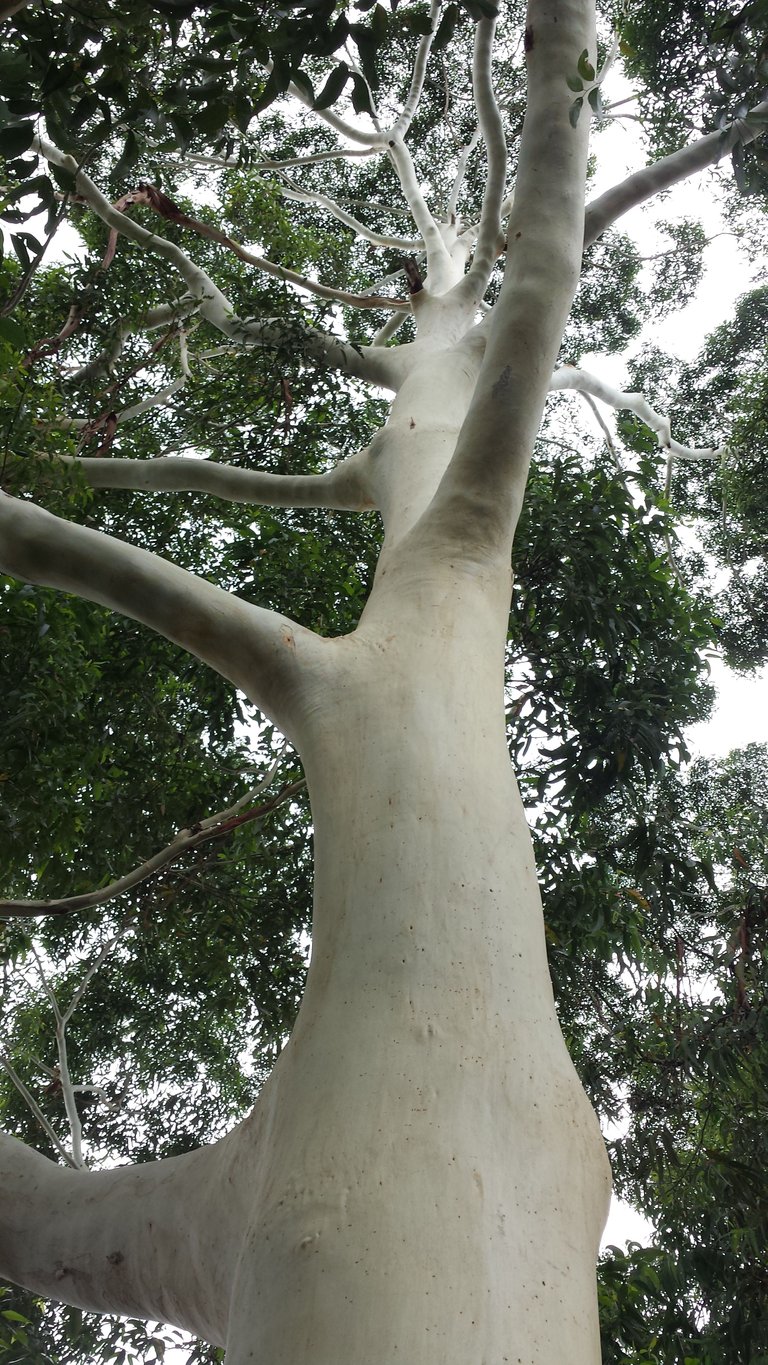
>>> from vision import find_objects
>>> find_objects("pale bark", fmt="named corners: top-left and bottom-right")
top-left (46, 445), bottom-right (377, 511)
top-left (424, 0), bottom-right (596, 559)
top-left (219, 551), bottom-right (611, 1365)
top-left (0, 1127), bottom-right (247, 1344)
top-left (0, 4), bottom-right (660, 1361)
top-left (0, 494), bottom-right (327, 737)
top-left (584, 98), bottom-right (768, 247)
top-left (551, 365), bottom-right (725, 461)
top-left (459, 17), bottom-right (507, 299)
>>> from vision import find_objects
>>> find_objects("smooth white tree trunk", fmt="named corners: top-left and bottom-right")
top-left (224, 585), bottom-right (612, 1364)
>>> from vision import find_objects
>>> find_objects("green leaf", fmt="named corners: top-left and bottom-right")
top-left (0, 122), bottom-right (34, 158)
top-left (290, 69), bottom-right (315, 105)
top-left (569, 96), bottom-right (583, 127)
top-left (313, 62), bottom-right (349, 111)
top-left (350, 73), bottom-right (375, 117)
top-left (432, 3), bottom-right (459, 52)
top-left (577, 48), bottom-right (595, 81)
top-left (114, 129), bottom-right (141, 179)
top-left (567, 73), bottom-right (584, 92)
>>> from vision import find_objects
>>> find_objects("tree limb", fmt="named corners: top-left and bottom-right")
top-left (0, 493), bottom-right (327, 735)
top-left (457, 16), bottom-right (507, 299)
top-left (549, 365), bottom-right (725, 461)
top-left (584, 100), bottom-right (768, 247)
top-left (282, 3), bottom-right (440, 152)
top-left (0, 772), bottom-right (306, 918)
top-left (388, 0), bottom-right (442, 143)
top-left (446, 128), bottom-right (482, 220)
top-left (277, 177), bottom-right (423, 252)
top-left (32, 137), bottom-right (405, 391)
top-left (0, 1128), bottom-right (244, 1343)
top-left (386, 138), bottom-right (455, 290)
top-left (0, 1058), bottom-right (75, 1166)
top-left (420, 0), bottom-right (595, 560)
top-left (102, 182), bottom-right (409, 312)
top-left (33, 443), bottom-right (377, 512)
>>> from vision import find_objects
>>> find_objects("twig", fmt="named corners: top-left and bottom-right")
top-left (0, 769), bottom-right (306, 918)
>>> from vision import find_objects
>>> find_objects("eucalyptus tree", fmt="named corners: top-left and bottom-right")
top-left (1, 2), bottom-right (767, 1363)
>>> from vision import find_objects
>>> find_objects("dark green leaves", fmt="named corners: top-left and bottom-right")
top-left (313, 62), bottom-right (350, 110)
top-left (0, 122), bottom-right (34, 159)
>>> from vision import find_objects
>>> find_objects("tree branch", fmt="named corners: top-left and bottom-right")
top-left (0, 1128), bottom-right (245, 1343)
top-left (248, 147), bottom-right (379, 172)
top-left (102, 182), bottom-right (409, 312)
top-left (33, 443), bottom-right (377, 512)
top-left (0, 493), bottom-right (326, 735)
top-left (419, 0), bottom-right (595, 559)
top-left (0, 1058), bottom-right (76, 1166)
top-left (446, 128), bottom-right (481, 220)
top-left (458, 16), bottom-right (507, 299)
top-left (276, 177), bottom-right (423, 252)
top-left (32, 137), bottom-right (405, 391)
top-left (549, 365), bottom-right (725, 462)
top-left (0, 778), bottom-right (306, 918)
top-left (386, 137), bottom-right (455, 290)
top-left (584, 100), bottom-right (768, 247)
top-left (388, 0), bottom-right (442, 143)
top-left (282, 3), bottom-right (440, 152)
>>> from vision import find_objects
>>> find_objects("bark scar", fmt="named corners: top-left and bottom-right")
top-left (491, 365), bottom-right (512, 400)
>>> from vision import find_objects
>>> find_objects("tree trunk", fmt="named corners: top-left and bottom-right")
top-left (224, 545), bottom-right (611, 1363)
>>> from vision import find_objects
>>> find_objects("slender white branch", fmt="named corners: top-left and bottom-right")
top-left (386, 138), bottom-right (454, 289)
top-left (283, 70), bottom-right (388, 148)
top-left (447, 128), bottom-right (481, 220)
top-left (372, 311), bottom-right (408, 346)
top-left (55, 1021), bottom-right (84, 1168)
top-left (0, 1057), bottom-right (77, 1166)
top-left (388, 0), bottom-right (442, 142)
top-left (0, 772), bottom-right (306, 918)
top-left (549, 365), bottom-right (725, 461)
top-left (117, 376), bottom-right (187, 424)
top-left (248, 147), bottom-right (380, 171)
top-left (31, 443), bottom-right (377, 512)
top-left (584, 99), bottom-right (768, 247)
top-left (277, 179), bottom-right (422, 251)
top-left (49, 928), bottom-right (129, 1166)
top-left (29, 942), bottom-right (62, 1023)
top-left (61, 931), bottom-right (130, 1029)
top-left (579, 390), bottom-right (626, 477)
top-left (459, 17), bottom-right (507, 297)
top-left (282, 0), bottom-right (442, 153)
top-left (64, 300), bottom-right (197, 384)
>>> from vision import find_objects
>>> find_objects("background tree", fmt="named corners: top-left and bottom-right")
top-left (1, 1), bottom-right (767, 1362)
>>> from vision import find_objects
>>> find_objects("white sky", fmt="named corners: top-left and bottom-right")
top-left (588, 81), bottom-right (768, 1252)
